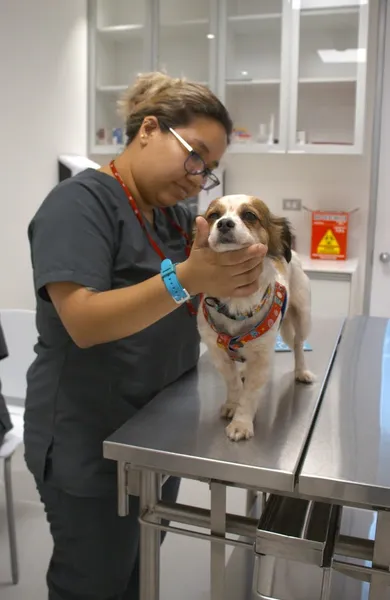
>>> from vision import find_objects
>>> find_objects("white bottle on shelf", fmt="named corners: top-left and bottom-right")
top-left (257, 123), bottom-right (268, 143)
top-left (267, 114), bottom-right (275, 145)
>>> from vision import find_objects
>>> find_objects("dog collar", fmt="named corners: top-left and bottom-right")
top-left (202, 282), bottom-right (287, 362)
top-left (204, 284), bottom-right (272, 321)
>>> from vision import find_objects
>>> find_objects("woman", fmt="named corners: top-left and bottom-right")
top-left (25, 72), bottom-right (266, 599)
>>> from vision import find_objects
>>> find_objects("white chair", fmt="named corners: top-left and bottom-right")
top-left (0, 309), bottom-right (37, 411)
top-left (0, 432), bottom-right (22, 584)
top-left (0, 309), bottom-right (37, 585)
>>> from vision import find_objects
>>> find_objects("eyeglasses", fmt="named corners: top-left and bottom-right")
top-left (169, 127), bottom-right (220, 192)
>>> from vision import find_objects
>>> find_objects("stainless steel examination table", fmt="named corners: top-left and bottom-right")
top-left (103, 316), bottom-right (390, 600)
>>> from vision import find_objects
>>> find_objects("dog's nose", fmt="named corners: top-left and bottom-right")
top-left (217, 218), bottom-right (235, 234)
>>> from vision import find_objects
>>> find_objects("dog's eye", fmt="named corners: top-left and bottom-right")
top-left (242, 211), bottom-right (258, 222)
top-left (208, 211), bottom-right (221, 221)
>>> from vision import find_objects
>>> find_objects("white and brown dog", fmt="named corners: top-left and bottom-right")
top-left (197, 194), bottom-right (315, 442)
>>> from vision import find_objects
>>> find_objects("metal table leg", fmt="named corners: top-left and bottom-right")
top-left (117, 462), bottom-right (129, 517)
top-left (246, 489), bottom-right (257, 516)
top-left (210, 482), bottom-right (227, 600)
top-left (320, 567), bottom-right (332, 600)
top-left (369, 510), bottom-right (390, 600)
top-left (140, 470), bottom-right (161, 600)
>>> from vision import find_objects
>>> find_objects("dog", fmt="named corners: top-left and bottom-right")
top-left (197, 194), bottom-right (315, 442)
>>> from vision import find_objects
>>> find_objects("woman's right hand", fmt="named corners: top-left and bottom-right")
top-left (177, 216), bottom-right (267, 298)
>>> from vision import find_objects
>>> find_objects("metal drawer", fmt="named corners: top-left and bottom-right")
top-left (255, 495), bottom-right (342, 568)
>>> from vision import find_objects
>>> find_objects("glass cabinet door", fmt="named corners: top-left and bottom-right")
top-left (289, 0), bottom-right (369, 153)
top-left (158, 0), bottom-right (216, 88)
top-left (220, 0), bottom-right (290, 152)
top-left (91, 0), bottom-right (152, 152)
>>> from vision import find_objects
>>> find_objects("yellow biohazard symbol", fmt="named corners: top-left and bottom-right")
top-left (317, 229), bottom-right (341, 255)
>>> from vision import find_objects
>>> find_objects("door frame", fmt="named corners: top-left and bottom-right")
top-left (363, 0), bottom-right (388, 314)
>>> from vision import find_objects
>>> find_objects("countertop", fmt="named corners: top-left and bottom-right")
top-left (300, 255), bottom-right (358, 275)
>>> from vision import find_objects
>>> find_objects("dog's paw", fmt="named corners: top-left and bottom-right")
top-left (295, 369), bottom-right (316, 384)
top-left (220, 402), bottom-right (238, 419)
top-left (225, 419), bottom-right (254, 442)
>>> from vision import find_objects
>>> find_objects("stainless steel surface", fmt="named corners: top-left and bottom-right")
top-left (369, 510), bottom-right (390, 599)
top-left (320, 569), bottom-right (332, 600)
top-left (138, 511), bottom-right (253, 551)
top-left (117, 462), bottom-right (129, 517)
top-left (299, 316), bottom-right (390, 508)
top-left (379, 251), bottom-right (390, 263)
top-left (254, 506), bottom-right (389, 600)
top-left (139, 471), bottom-right (160, 600)
top-left (210, 482), bottom-right (226, 600)
top-left (255, 495), bottom-right (341, 568)
top-left (246, 489), bottom-right (258, 515)
top-left (152, 501), bottom-right (259, 539)
top-left (104, 319), bottom-right (343, 493)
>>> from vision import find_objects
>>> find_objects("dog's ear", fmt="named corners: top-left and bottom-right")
top-left (268, 215), bottom-right (293, 263)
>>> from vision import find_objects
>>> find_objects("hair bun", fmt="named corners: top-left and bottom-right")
top-left (117, 71), bottom-right (184, 121)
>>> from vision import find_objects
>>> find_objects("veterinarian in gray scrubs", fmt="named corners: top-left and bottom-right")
top-left (25, 72), bottom-right (266, 600)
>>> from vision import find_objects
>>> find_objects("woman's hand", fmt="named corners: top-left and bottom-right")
top-left (177, 216), bottom-right (267, 298)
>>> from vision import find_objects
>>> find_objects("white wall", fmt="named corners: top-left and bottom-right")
top-left (0, 0), bottom-right (376, 313)
top-left (0, 0), bottom-right (87, 309)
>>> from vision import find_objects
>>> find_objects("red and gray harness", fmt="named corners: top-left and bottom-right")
top-left (202, 281), bottom-right (287, 362)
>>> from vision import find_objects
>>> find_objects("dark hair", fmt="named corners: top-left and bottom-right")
top-left (118, 72), bottom-right (233, 145)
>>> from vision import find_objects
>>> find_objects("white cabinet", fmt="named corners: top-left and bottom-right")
top-left (288, 0), bottom-right (369, 154)
top-left (87, 0), bottom-right (370, 156)
top-left (158, 0), bottom-right (217, 87)
top-left (301, 257), bottom-right (359, 318)
top-left (89, 0), bottom-right (154, 154)
top-left (219, 0), bottom-right (290, 153)
top-left (220, 0), bottom-right (369, 155)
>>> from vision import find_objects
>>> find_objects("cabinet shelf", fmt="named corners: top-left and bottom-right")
top-left (226, 79), bottom-right (280, 86)
top-left (228, 13), bottom-right (282, 23)
top-left (302, 7), bottom-right (358, 17)
top-left (228, 142), bottom-right (358, 155)
top-left (97, 85), bottom-right (129, 93)
top-left (97, 24), bottom-right (144, 40)
top-left (227, 143), bottom-right (284, 154)
top-left (225, 77), bottom-right (357, 87)
top-left (161, 18), bottom-right (208, 28)
top-left (299, 76), bottom-right (357, 84)
top-left (91, 144), bottom-right (124, 156)
top-left (227, 7), bottom-right (358, 24)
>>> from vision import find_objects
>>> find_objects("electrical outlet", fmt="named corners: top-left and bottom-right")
top-left (283, 198), bottom-right (302, 211)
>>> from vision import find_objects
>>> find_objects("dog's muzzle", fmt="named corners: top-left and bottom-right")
top-left (217, 217), bottom-right (236, 244)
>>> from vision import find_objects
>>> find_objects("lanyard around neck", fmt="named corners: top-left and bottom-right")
top-left (109, 160), bottom-right (197, 316)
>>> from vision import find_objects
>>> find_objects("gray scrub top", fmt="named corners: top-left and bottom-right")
top-left (24, 169), bottom-right (200, 497)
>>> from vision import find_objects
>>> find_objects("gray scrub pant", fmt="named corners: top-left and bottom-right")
top-left (36, 476), bottom-right (180, 600)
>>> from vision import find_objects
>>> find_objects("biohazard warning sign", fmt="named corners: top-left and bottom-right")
top-left (311, 211), bottom-right (349, 260)
top-left (316, 229), bottom-right (341, 255)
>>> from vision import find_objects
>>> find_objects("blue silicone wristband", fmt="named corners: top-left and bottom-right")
top-left (160, 259), bottom-right (190, 304)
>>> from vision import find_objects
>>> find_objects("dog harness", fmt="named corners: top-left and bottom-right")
top-left (204, 284), bottom-right (273, 321)
top-left (202, 281), bottom-right (287, 362)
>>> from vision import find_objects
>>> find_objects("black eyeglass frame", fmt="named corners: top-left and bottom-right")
top-left (159, 121), bottom-right (221, 192)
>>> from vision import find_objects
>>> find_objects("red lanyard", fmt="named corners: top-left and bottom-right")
top-left (109, 160), bottom-right (197, 316)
